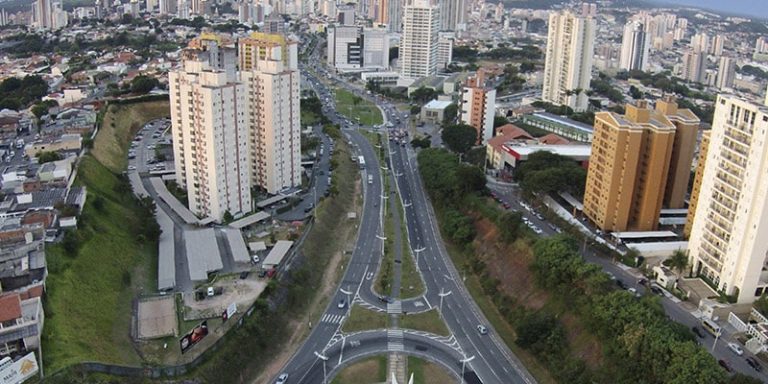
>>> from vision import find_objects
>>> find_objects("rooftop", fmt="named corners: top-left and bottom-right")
top-left (502, 143), bottom-right (591, 158)
top-left (530, 112), bottom-right (594, 133)
top-left (423, 99), bottom-right (453, 110)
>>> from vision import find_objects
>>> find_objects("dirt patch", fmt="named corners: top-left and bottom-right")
top-left (421, 360), bottom-right (456, 384)
top-left (182, 277), bottom-right (266, 320)
top-left (137, 296), bottom-right (177, 339)
top-left (333, 356), bottom-right (386, 384)
top-left (469, 213), bottom-right (604, 370)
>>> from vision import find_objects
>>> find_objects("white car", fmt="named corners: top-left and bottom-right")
top-left (252, 255), bottom-right (260, 264)
top-left (276, 373), bottom-right (289, 384)
top-left (728, 342), bottom-right (744, 356)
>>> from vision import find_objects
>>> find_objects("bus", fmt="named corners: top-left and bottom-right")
top-left (358, 156), bottom-right (366, 169)
top-left (701, 318), bottom-right (721, 336)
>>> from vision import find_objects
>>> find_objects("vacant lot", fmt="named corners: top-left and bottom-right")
top-left (334, 88), bottom-right (383, 126)
top-left (43, 100), bottom-right (167, 372)
top-left (92, 99), bottom-right (170, 172)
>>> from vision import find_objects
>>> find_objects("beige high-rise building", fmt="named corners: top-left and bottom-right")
top-left (684, 130), bottom-right (710, 238)
top-left (583, 98), bottom-right (699, 232)
top-left (687, 94), bottom-right (768, 303)
top-left (239, 33), bottom-right (302, 195)
top-left (169, 35), bottom-right (252, 222)
top-left (541, 11), bottom-right (595, 112)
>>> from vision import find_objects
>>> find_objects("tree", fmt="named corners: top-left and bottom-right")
top-left (493, 115), bottom-right (509, 128)
top-left (410, 87), bottom-right (439, 103)
top-left (130, 75), bottom-right (158, 94)
top-left (519, 61), bottom-right (536, 73)
top-left (442, 103), bottom-right (458, 125)
top-left (441, 124), bottom-right (477, 154)
top-left (629, 85), bottom-right (643, 100)
top-left (37, 151), bottom-right (62, 164)
top-left (667, 249), bottom-right (689, 277)
top-left (410, 105), bottom-right (421, 115)
top-left (498, 211), bottom-right (522, 243)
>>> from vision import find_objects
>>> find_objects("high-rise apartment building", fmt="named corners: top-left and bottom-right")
top-left (34, 0), bottom-right (66, 30)
top-left (681, 50), bottom-right (706, 84)
top-left (169, 36), bottom-right (252, 222)
top-left (437, 32), bottom-right (454, 70)
top-left (386, 0), bottom-right (401, 32)
top-left (438, 0), bottom-right (466, 31)
top-left (460, 71), bottom-right (496, 144)
top-left (619, 20), bottom-right (650, 72)
top-left (710, 34), bottom-right (725, 56)
top-left (583, 98), bottom-right (699, 232)
top-left (239, 33), bottom-right (302, 195)
top-left (691, 32), bottom-right (708, 53)
top-left (541, 11), bottom-right (595, 112)
top-left (684, 130), bottom-right (710, 238)
top-left (717, 56), bottom-right (736, 90)
top-left (687, 94), bottom-right (768, 304)
top-left (399, 0), bottom-right (439, 80)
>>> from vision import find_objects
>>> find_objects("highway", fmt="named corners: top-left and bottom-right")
top-left (276, 34), bottom-right (535, 384)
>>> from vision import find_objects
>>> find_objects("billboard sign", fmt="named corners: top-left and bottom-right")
top-left (179, 321), bottom-right (209, 354)
top-left (221, 302), bottom-right (237, 322)
top-left (0, 352), bottom-right (38, 384)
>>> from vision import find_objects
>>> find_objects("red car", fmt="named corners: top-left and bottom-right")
top-left (502, 202), bottom-right (510, 209)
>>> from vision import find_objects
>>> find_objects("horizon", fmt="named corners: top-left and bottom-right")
top-left (650, 0), bottom-right (768, 19)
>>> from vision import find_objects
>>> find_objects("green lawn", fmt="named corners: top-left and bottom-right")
top-left (334, 88), bottom-right (383, 126)
top-left (43, 155), bottom-right (157, 372)
top-left (331, 356), bottom-right (387, 384)
top-left (407, 356), bottom-right (456, 384)
top-left (400, 309), bottom-right (449, 336)
top-left (398, 194), bottom-right (424, 299)
top-left (341, 305), bottom-right (388, 333)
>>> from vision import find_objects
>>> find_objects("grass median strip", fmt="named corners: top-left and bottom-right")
top-left (400, 309), bottom-right (449, 337)
top-left (334, 88), bottom-right (383, 126)
top-left (341, 305), bottom-right (388, 333)
top-left (397, 194), bottom-right (424, 299)
top-left (331, 355), bottom-right (387, 384)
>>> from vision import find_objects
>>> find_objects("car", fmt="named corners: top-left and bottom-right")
top-left (127, 165), bottom-right (137, 171)
top-left (502, 202), bottom-right (510, 209)
top-left (252, 255), bottom-right (260, 264)
top-left (378, 295), bottom-right (393, 303)
top-left (258, 269), bottom-right (267, 278)
top-left (691, 326), bottom-right (705, 338)
top-left (637, 278), bottom-right (647, 285)
top-left (477, 325), bottom-right (488, 335)
top-left (337, 298), bottom-right (346, 309)
top-left (616, 279), bottom-right (627, 289)
top-left (239, 271), bottom-right (249, 279)
top-left (207, 287), bottom-right (215, 297)
top-left (718, 359), bottom-right (733, 372)
top-left (628, 287), bottom-right (639, 296)
top-left (276, 373), bottom-right (289, 384)
top-left (650, 286), bottom-right (664, 295)
top-left (728, 342), bottom-right (744, 356)
top-left (304, 204), bottom-right (314, 213)
top-left (746, 356), bottom-right (762, 371)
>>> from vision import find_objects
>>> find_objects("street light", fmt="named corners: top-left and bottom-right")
top-left (438, 288), bottom-right (452, 318)
top-left (314, 351), bottom-right (329, 384)
top-left (414, 247), bottom-right (425, 266)
top-left (712, 329), bottom-right (722, 353)
top-left (460, 355), bottom-right (475, 384)
top-left (340, 287), bottom-right (352, 309)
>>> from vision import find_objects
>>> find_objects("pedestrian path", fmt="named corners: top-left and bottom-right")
top-left (387, 300), bottom-right (402, 314)
top-left (387, 329), bottom-right (405, 352)
top-left (321, 314), bottom-right (345, 324)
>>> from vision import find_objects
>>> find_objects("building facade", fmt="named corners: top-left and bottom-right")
top-left (687, 95), bottom-right (768, 304)
top-left (327, 26), bottom-right (390, 71)
top-left (438, 0), bottom-right (465, 31)
top-left (399, 0), bottom-right (439, 80)
top-left (239, 33), bottom-right (302, 195)
top-left (716, 56), bottom-right (736, 90)
top-left (619, 20), bottom-right (650, 72)
top-left (460, 71), bottom-right (496, 144)
top-left (169, 37), bottom-right (252, 222)
top-left (583, 98), bottom-right (698, 232)
top-left (541, 11), bottom-right (595, 112)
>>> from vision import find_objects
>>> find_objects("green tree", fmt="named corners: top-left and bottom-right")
top-left (37, 151), bottom-right (62, 164)
top-left (629, 85), bottom-right (643, 99)
top-left (663, 341), bottom-right (726, 384)
top-left (442, 103), bottom-right (458, 125)
top-left (410, 87), bottom-right (439, 103)
top-left (498, 211), bottom-right (522, 243)
top-left (441, 123), bottom-right (477, 154)
top-left (493, 115), bottom-right (509, 128)
top-left (668, 249), bottom-right (689, 277)
top-left (130, 75), bottom-right (158, 94)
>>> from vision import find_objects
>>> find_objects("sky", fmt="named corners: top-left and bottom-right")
top-left (652, 0), bottom-right (768, 19)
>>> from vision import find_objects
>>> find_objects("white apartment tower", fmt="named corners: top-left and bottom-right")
top-left (386, 0), bottom-right (401, 32)
top-left (541, 10), bottom-right (595, 112)
top-left (687, 94), bottom-right (768, 304)
top-left (716, 56), bottom-right (736, 90)
top-left (239, 33), bottom-right (302, 194)
top-left (399, 0), bottom-right (440, 80)
top-left (438, 0), bottom-right (466, 31)
top-left (619, 20), bottom-right (650, 72)
top-left (169, 36), bottom-right (252, 222)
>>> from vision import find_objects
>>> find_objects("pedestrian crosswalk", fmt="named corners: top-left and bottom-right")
top-left (387, 300), bottom-right (402, 314)
top-left (387, 329), bottom-right (404, 352)
top-left (321, 313), bottom-right (345, 324)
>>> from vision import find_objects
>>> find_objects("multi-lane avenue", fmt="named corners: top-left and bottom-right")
top-left (275, 35), bottom-right (535, 384)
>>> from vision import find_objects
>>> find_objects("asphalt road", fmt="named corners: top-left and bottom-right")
top-left (277, 35), bottom-right (535, 384)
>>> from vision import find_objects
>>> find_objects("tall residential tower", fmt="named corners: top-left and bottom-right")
top-left (399, 0), bottom-right (440, 80)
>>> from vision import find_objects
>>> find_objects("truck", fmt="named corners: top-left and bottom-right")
top-left (358, 156), bottom-right (366, 169)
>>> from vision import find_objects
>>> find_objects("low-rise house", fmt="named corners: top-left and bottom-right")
top-left (0, 285), bottom-right (45, 357)
top-left (24, 134), bottom-right (82, 158)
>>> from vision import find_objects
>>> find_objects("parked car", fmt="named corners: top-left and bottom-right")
top-left (746, 356), bottom-right (762, 371)
top-left (718, 359), bottom-right (733, 372)
top-left (252, 255), bottom-right (260, 264)
top-left (650, 286), bottom-right (664, 295)
top-left (728, 342), bottom-right (744, 356)
top-left (616, 279), bottom-right (627, 289)
top-left (691, 326), bottom-right (705, 338)
top-left (477, 325), bottom-right (488, 335)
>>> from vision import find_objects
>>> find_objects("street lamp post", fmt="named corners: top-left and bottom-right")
top-left (414, 247), bottom-right (425, 266)
top-left (340, 287), bottom-right (352, 309)
top-left (712, 329), bottom-right (721, 353)
top-left (438, 288), bottom-right (452, 318)
top-left (314, 351), bottom-right (329, 384)
top-left (460, 355), bottom-right (475, 384)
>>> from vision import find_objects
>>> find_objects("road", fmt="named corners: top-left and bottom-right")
top-left (276, 34), bottom-right (535, 384)
top-left (486, 181), bottom-right (767, 382)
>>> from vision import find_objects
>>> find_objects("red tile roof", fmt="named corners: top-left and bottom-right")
top-left (0, 294), bottom-right (21, 323)
top-left (538, 133), bottom-right (570, 145)
top-left (495, 124), bottom-right (533, 140)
